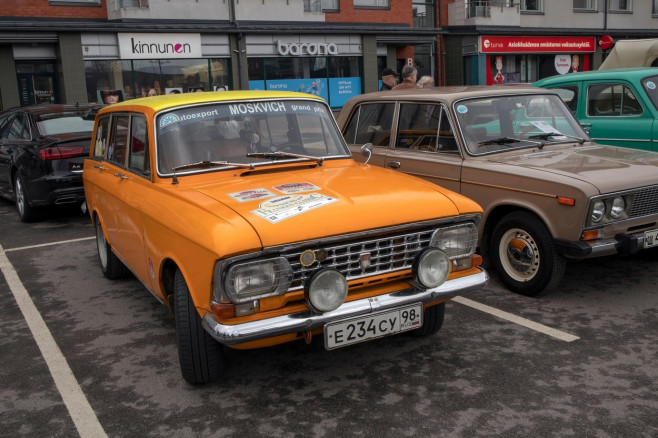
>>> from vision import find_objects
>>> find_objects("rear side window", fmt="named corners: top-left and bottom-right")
top-left (108, 115), bottom-right (129, 166)
top-left (587, 83), bottom-right (643, 116)
top-left (5, 114), bottom-right (31, 140)
top-left (93, 116), bottom-right (110, 158)
top-left (343, 103), bottom-right (395, 147)
top-left (129, 115), bottom-right (150, 176)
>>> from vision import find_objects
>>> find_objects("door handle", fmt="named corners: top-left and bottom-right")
top-left (94, 164), bottom-right (107, 170)
top-left (114, 172), bottom-right (128, 180)
top-left (387, 160), bottom-right (401, 169)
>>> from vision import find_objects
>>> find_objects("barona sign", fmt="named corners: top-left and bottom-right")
top-left (276, 40), bottom-right (338, 56)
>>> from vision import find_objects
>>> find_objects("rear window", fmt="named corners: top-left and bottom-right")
top-left (37, 113), bottom-right (96, 135)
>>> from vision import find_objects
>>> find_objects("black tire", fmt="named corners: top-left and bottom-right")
top-left (174, 269), bottom-right (224, 385)
top-left (408, 302), bottom-right (445, 337)
top-left (490, 211), bottom-right (566, 296)
top-left (14, 174), bottom-right (38, 222)
top-left (95, 220), bottom-right (128, 279)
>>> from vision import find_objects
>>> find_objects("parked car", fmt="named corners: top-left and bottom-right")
top-left (533, 68), bottom-right (658, 151)
top-left (0, 104), bottom-right (101, 221)
top-left (336, 86), bottom-right (658, 297)
top-left (83, 90), bottom-right (488, 384)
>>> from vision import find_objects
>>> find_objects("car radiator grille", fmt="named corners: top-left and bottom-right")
top-left (630, 185), bottom-right (658, 218)
top-left (281, 225), bottom-right (477, 291)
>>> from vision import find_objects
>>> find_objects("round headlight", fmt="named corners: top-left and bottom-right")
top-left (304, 269), bottom-right (348, 313)
top-left (610, 196), bottom-right (625, 219)
top-left (414, 248), bottom-right (450, 289)
top-left (591, 200), bottom-right (606, 223)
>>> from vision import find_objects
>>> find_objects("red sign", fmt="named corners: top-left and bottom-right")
top-left (480, 36), bottom-right (596, 54)
top-left (599, 35), bottom-right (614, 50)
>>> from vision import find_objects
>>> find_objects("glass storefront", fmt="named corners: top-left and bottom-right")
top-left (84, 58), bottom-right (231, 103)
top-left (247, 56), bottom-right (362, 108)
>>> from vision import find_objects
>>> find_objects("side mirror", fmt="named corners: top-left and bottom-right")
top-left (360, 143), bottom-right (373, 164)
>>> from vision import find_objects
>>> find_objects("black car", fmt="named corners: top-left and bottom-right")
top-left (0, 104), bottom-right (101, 221)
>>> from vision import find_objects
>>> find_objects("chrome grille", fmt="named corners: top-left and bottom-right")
top-left (283, 225), bottom-right (471, 291)
top-left (630, 185), bottom-right (658, 218)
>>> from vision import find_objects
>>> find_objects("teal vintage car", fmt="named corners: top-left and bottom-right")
top-left (534, 68), bottom-right (658, 151)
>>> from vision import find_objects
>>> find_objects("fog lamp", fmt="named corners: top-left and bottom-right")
top-left (304, 269), bottom-right (348, 313)
top-left (414, 248), bottom-right (450, 289)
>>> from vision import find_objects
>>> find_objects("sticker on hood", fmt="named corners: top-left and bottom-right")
top-left (252, 193), bottom-right (337, 223)
top-left (228, 188), bottom-right (276, 202)
top-left (273, 182), bottom-right (321, 194)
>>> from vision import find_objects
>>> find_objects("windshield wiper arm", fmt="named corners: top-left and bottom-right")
top-left (246, 151), bottom-right (324, 166)
top-left (171, 160), bottom-right (254, 172)
top-left (528, 132), bottom-right (586, 144)
top-left (478, 136), bottom-right (545, 148)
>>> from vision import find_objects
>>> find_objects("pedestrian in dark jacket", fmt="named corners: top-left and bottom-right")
top-left (379, 68), bottom-right (398, 91)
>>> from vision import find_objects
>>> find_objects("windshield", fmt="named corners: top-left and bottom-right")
top-left (641, 75), bottom-right (658, 112)
top-left (454, 94), bottom-right (589, 155)
top-left (156, 99), bottom-right (350, 175)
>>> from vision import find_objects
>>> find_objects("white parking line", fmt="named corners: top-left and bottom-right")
top-left (4, 236), bottom-right (95, 253)
top-left (0, 243), bottom-right (107, 438)
top-left (453, 296), bottom-right (580, 342)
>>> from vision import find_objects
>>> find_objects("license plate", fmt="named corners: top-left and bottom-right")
top-left (645, 229), bottom-right (658, 249)
top-left (324, 303), bottom-right (423, 350)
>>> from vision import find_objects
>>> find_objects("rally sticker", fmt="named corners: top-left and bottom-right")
top-left (646, 81), bottom-right (656, 90)
top-left (457, 105), bottom-right (468, 114)
top-left (228, 188), bottom-right (276, 203)
top-left (273, 182), bottom-right (321, 194)
top-left (252, 193), bottom-right (337, 223)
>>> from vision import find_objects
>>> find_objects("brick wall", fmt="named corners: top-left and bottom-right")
top-left (2, 0), bottom-right (108, 19)
top-left (324, 0), bottom-right (413, 25)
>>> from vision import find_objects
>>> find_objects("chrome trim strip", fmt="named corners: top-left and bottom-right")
top-left (202, 269), bottom-right (488, 345)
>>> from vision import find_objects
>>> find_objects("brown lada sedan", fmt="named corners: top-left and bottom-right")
top-left (336, 86), bottom-right (658, 296)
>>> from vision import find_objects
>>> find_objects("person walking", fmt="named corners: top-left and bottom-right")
top-left (379, 68), bottom-right (398, 91)
top-left (392, 66), bottom-right (418, 90)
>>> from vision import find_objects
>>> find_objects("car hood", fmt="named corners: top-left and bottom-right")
top-left (189, 161), bottom-right (481, 247)
top-left (487, 144), bottom-right (658, 193)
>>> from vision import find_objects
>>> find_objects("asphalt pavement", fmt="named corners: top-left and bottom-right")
top-left (1, 198), bottom-right (657, 438)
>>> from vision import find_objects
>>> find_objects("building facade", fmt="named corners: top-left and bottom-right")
top-left (2, 0), bottom-right (658, 111)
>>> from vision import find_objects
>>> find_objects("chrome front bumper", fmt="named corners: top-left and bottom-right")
top-left (202, 269), bottom-right (488, 346)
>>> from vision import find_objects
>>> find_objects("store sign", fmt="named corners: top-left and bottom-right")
top-left (118, 33), bottom-right (202, 59)
top-left (480, 36), bottom-right (596, 54)
top-left (276, 40), bottom-right (338, 56)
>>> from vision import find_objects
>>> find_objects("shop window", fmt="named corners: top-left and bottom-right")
top-left (343, 103), bottom-right (395, 147)
top-left (50, 0), bottom-right (100, 4)
top-left (608, 0), bottom-right (631, 12)
top-left (129, 115), bottom-right (150, 176)
top-left (573, 0), bottom-right (598, 10)
top-left (587, 84), bottom-right (643, 117)
top-left (353, 0), bottom-right (389, 8)
top-left (521, 0), bottom-right (543, 12)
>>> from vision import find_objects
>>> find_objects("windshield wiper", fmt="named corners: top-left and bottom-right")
top-left (478, 136), bottom-right (545, 148)
top-left (171, 160), bottom-right (254, 172)
top-left (528, 132), bottom-right (585, 144)
top-left (246, 151), bottom-right (324, 166)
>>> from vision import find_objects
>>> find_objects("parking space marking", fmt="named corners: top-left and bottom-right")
top-left (453, 296), bottom-right (580, 343)
top-left (4, 236), bottom-right (95, 253)
top-left (0, 243), bottom-right (107, 438)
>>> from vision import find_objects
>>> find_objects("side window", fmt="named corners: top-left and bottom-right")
top-left (588, 83), bottom-right (643, 117)
top-left (343, 103), bottom-right (395, 147)
top-left (128, 115), bottom-right (150, 176)
top-left (7, 114), bottom-right (31, 140)
top-left (108, 115), bottom-right (129, 166)
top-left (550, 86), bottom-right (579, 114)
top-left (397, 103), bottom-right (458, 153)
top-left (93, 116), bottom-right (110, 158)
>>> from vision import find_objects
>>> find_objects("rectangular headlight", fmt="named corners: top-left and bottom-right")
top-left (430, 223), bottom-right (478, 258)
top-left (221, 257), bottom-right (293, 303)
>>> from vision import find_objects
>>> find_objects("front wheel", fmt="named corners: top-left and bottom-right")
top-left (174, 269), bottom-right (224, 385)
top-left (408, 302), bottom-right (445, 337)
top-left (490, 212), bottom-right (566, 296)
